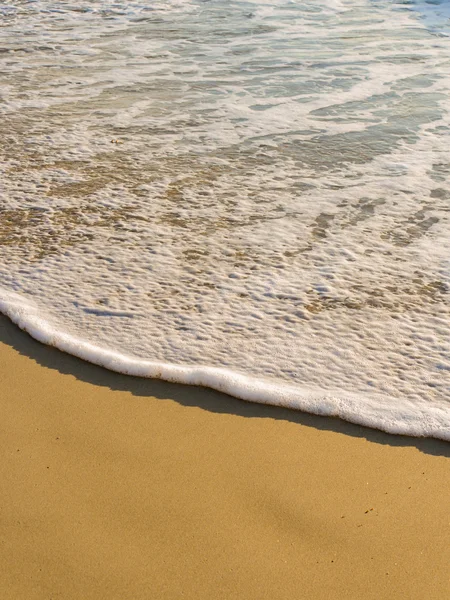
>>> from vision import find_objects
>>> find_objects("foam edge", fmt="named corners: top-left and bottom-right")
top-left (0, 289), bottom-right (448, 441)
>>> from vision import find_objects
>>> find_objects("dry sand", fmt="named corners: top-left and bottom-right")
top-left (0, 314), bottom-right (449, 600)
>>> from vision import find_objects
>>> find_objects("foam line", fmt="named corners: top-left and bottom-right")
top-left (1, 289), bottom-right (448, 441)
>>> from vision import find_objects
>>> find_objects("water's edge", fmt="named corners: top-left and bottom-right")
top-left (1, 288), bottom-right (448, 441)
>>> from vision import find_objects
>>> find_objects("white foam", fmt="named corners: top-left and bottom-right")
top-left (1, 289), bottom-right (448, 440)
top-left (0, 0), bottom-right (449, 440)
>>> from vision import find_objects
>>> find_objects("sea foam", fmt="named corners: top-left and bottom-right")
top-left (0, 0), bottom-right (449, 439)
top-left (1, 289), bottom-right (448, 440)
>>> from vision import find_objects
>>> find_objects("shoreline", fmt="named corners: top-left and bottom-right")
top-left (1, 295), bottom-right (448, 441)
top-left (1, 314), bottom-right (449, 599)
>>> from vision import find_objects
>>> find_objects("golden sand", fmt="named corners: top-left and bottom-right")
top-left (0, 315), bottom-right (449, 599)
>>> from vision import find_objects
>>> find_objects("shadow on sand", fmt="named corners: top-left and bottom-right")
top-left (0, 315), bottom-right (448, 457)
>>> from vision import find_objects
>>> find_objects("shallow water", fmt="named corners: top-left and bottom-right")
top-left (0, 0), bottom-right (449, 439)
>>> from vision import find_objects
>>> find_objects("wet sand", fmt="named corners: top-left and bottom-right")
top-left (0, 314), bottom-right (449, 600)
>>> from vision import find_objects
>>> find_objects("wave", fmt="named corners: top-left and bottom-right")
top-left (1, 288), bottom-right (448, 441)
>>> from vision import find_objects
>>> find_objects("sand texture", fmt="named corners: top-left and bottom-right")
top-left (0, 315), bottom-right (449, 600)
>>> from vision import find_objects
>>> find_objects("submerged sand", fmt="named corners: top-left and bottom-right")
top-left (0, 314), bottom-right (449, 599)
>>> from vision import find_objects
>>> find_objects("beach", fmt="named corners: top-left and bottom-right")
top-left (2, 0), bottom-right (450, 439)
top-left (1, 314), bottom-right (449, 600)
top-left (1, 1), bottom-right (450, 597)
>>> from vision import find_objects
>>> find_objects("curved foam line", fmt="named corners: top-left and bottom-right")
top-left (0, 289), bottom-right (449, 441)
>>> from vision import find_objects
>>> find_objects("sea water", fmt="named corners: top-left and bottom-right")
top-left (0, 0), bottom-right (449, 439)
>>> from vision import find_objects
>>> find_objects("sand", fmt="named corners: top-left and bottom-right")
top-left (0, 314), bottom-right (449, 600)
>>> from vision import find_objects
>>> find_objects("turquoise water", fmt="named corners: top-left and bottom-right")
top-left (406, 0), bottom-right (450, 34)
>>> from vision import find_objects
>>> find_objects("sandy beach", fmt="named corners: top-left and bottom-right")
top-left (0, 314), bottom-right (449, 600)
